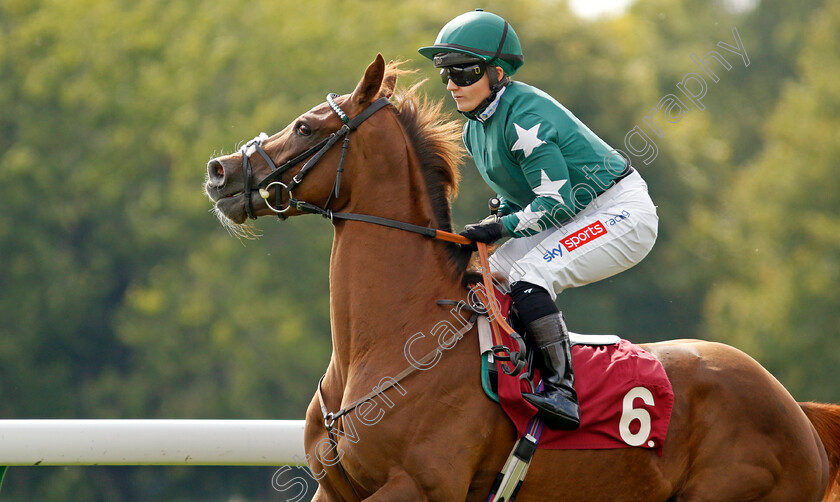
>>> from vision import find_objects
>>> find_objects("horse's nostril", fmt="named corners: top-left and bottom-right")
top-left (207, 159), bottom-right (225, 184)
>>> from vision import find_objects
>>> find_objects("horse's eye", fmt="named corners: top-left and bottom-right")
top-left (296, 122), bottom-right (312, 136)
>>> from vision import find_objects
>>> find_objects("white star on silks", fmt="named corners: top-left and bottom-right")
top-left (513, 206), bottom-right (547, 234)
top-left (511, 123), bottom-right (547, 158)
top-left (533, 170), bottom-right (567, 206)
top-left (512, 170), bottom-right (567, 234)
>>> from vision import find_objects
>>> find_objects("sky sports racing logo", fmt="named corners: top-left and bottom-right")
top-left (543, 211), bottom-right (631, 261)
top-left (563, 221), bottom-right (608, 251)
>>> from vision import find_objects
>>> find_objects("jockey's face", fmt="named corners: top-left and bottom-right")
top-left (446, 66), bottom-right (504, 113)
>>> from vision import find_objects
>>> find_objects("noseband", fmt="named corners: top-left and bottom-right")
top-left (239, 93), bottom-right (391, 219)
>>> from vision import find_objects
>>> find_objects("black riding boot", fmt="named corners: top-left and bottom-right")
top-left (521, 313), bottom-right (581, 430)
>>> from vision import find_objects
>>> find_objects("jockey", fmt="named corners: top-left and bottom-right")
top-left (419, 10), bottom-right (658, 430)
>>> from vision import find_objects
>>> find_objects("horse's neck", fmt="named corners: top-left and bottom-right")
top-left (327, 223), bottom-right (463, 378)
top-left (325, 145), bottom-right (466, 387)
top-left (322, 117), bottom-right (466, 393)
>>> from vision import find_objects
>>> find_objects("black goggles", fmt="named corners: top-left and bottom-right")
top-left (440, 63), bottom-right (487, 87)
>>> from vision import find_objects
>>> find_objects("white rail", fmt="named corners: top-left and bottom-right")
top-left (0, 420), bottom-right (306, 466)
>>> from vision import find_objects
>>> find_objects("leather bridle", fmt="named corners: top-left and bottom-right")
top-left (236, 93), bottom-right (477, 244)
top-left (238, 93), bottom-right (391, 220)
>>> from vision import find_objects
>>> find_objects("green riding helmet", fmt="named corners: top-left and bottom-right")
top-left (418, 9), bottom-right (524, 76)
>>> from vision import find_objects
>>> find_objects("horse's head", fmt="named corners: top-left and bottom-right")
top-left (205, 54), bottom-right (398, 227)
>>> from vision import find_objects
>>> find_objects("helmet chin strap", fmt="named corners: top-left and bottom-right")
top-left (491, 70), bottom-right (511, 92)
top-left (462, 67), bottom-right (509, 120)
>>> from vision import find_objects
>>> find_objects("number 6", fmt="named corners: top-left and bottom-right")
top-left (619, 386), bottom-right (654, 447)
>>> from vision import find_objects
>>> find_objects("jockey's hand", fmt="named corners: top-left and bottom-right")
top-left (459, 220), bottom-right (506, 249)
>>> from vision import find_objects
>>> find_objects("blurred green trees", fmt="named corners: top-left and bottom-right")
top-left (1, 0), bottom-right (837, 499)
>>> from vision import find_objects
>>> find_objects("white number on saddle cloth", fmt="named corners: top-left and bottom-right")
top-left (619, 386), bottom-right (655, 447)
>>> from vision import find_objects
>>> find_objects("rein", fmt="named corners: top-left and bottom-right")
top-left (290, 200), bottom-right (472, 244)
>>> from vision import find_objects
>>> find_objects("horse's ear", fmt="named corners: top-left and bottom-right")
top-left (380, 60), bottom-right (397, 99)
top-left (350, 54), bottom-right (386, 106)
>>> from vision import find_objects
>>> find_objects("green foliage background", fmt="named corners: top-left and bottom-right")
top-left (0, 0), bottom-right (837, 499)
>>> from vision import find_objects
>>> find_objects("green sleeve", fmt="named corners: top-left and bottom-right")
top-left (497, 196), bottom-right (517, 216)
top-left (500, 116), bottom-right (578, 237)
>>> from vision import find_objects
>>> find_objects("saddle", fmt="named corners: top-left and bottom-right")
top-left (478, 287), bottom-right (674, 454)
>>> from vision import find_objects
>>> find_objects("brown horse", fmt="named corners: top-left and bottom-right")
top-left (205, 55), bottom-right (840, 501)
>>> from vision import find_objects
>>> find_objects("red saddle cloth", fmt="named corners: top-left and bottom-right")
top-left (492, 292), bottom-right (674, 455)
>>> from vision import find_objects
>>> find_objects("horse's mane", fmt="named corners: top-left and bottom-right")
top-left (386, 63), bottom-right (472, 275)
